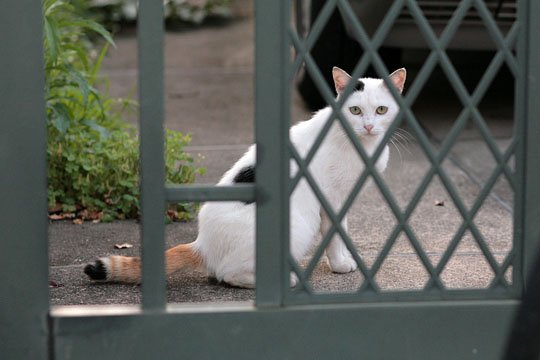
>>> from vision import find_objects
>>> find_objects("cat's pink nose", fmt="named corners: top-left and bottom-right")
top-left (364, 124), bottom-right (374, 133)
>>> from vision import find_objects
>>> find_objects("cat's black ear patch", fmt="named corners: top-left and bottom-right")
top-left (355, 80), bottom-right (365, 92)
top-left (233, 165), bottom-right (255, 184)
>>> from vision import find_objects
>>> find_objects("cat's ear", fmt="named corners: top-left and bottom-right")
top-left (388, 68), bottom-right (407, 93)
top-left (332, 67), bottom-right (352, 94)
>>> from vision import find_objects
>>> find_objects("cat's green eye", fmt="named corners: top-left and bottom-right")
top-left (349, 106), bottom-right (362, 115)
top-left (376, 106), bottom-right (388, 115)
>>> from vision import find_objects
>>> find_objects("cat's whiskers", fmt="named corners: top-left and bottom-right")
top-left (388, 127), bottom-right (417, 170)
top-left (391, 129), bottom-right (414, 156)
top-left (391, 134), bottom-right (410, 155)
top-left (389, 138), bottom-right (404, 168)
top-left (394, 128), bottom-right (415, 144)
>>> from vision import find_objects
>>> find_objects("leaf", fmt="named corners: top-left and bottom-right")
top-left (114, 243), bottom-right (133, 249)
top-left (79, 210), bottom-right (102, 221)
top-left (51, 103), bottom-right (72, 134)
top-left (62, 203), bottom-right (77, 213)
top-left (89, 43), bottom-right (109, 86)
top-left (122, 194), bottom-right (136, 202)
top-left (83, 119), bottom-right (110, 140)
top-left (64, 43), bottom-right (90, 70)
top-left (65, 65), bottom-right (91, 106)
top-left (49, 212), bottom-right (75, 221)
top-left (166, 209), bottom-right (178, 221)
top-left (49, 280), bottom-right (64, 288)
top-left (73, 218), bottom-right (84, 225)
top-left (44, 0), bottom-right (73, 17)
top-left (48, 202), bottom-right (63, 213)
top-left (118, 180), bottom-right (134, 188)
top-left (61, 19), bottom-right (116, 48)
top-left (88, 211), bottom-right (103, 220)
top-left (43, 16), bottom-right (61, 65)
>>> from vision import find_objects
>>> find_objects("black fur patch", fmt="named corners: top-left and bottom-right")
top-left (233, 166), bottom-right (255, 204)
top-left (84, 259), bottom-right (107, 280)
top-left (233, 165), bottom-right (255, 184)
top-left (355, 80), bottom-right (365, 92)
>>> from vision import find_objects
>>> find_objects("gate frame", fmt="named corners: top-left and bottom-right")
top-left (517, 0), bottom-right (540, 280)
top-left (1, 1), bottom-right (49, 359)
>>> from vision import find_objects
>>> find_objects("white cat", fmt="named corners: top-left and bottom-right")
top-left (84, 67), bottom-right (406, 288)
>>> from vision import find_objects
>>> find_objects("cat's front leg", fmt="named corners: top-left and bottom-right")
top-left (321, 212), bottom-right (358, 273)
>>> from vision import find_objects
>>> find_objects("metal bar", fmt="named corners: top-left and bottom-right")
top-left (397, 25), bottom-right (516, 286)
top-left (426, 143), bottom-right (516, 289)
top-left (293, 0), bottom-right (484, 294)
top-left (490, 249), bottom-right (516, 289)
top-left (403, 0), bottom-right (473, 105)
top-left (290, 20), bottom-right (420, 289)
top-left (288, 287), bottom-right (515, 304)
top-left (165, 184), bottom-right (255, 202)
top-left (288, 254), bottom-right (313, 294)
top-left (328, 2), bottom-right (448, 289)
top-left (0, 1), bottom-right (48, 358)
top-left (290, 27), bottom-right (398, 195)
top-left (473, 0), bottom-right (518, 76)
top-left (513, 0), bottom-right (526, 292)
top-left (254, 0), bottom-right (290, 307)
top-left (518, 0), bottom-right (540, 282)
top-left (51, 300), bottom-right (517, 360)
top-left (387, 0), bottom-right (505, 280)
top-left (138, 0), bottom-right (166, 311)
top-left (288, 30), bottom-right (350, 158)
top-left (337, 0), bottom-right (505, 291)
top-left (290, 0), bottom-right (338, 78)
top-left (326, 0), bottom-right (405, 85)
top-left (288, 143), bottom-right (377, 290)
top-left (291, 0), bottom-right (517, 297)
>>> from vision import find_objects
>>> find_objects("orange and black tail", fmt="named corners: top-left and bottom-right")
top-left (84, 242), bottom-right (202, 283)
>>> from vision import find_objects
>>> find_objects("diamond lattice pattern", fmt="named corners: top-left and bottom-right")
top-left (287, 0), bottom-right (518, 299)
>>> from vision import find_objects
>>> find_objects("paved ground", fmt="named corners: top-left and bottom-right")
top-left (49, 1), bottom-right (515, 305)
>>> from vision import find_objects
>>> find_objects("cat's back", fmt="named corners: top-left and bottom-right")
top-left (290, 107), bottom-right (332, 156)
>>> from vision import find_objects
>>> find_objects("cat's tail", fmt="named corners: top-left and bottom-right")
top-left (83, 242), bottom-right (203, 283)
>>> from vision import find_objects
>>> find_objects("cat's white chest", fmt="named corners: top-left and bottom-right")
top-left (328, 151), bottom-right (362, 188)
top-left (318, 140), bottom-right (389, 205)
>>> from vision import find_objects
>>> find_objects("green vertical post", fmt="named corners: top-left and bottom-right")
top-left (516, 0), bottom-right (540, 284)
top-left (0, 0), bottom-right (49, 358)
top-left (255, 0), bottom-right (290, 306)
top-left (138, 0), bottom-right (166, 310)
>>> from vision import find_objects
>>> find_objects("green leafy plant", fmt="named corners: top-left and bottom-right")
top-left (44, 0), bottom-right (204, 222)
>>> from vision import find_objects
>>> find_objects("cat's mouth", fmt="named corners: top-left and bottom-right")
top-left (360, 131), bottom-right (378, 138)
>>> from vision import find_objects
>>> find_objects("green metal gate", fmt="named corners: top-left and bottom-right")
top-left (2, 0), bottom-right (540, 358)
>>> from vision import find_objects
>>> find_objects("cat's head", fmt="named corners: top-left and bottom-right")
top-left (332, 67), bottom-right (406, 141)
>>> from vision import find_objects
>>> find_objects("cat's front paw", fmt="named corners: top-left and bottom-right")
top-left (290, 273), bottom-right (299, 287)
top-left (328, 254), bottom-right (358, 273)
